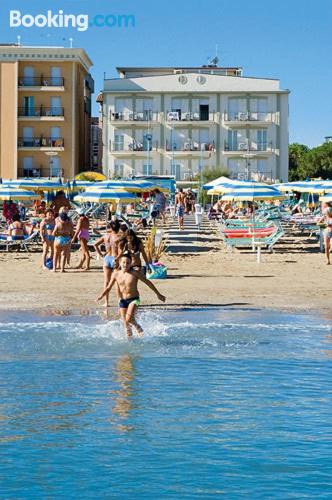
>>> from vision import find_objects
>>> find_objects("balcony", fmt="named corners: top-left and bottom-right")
top-left (17, 166), bottom-right (54, 178)
top-left (166, 110), bottom-right (215, 124)
top-left (18, 107), bottom-right (64, 121)
top-left (18, 137), bottom-right (64, 151)
top-left (110, 111), bottom-right (159, 125)
top-left (166, 141), bottom-right (216, 157)
top-left (18, 76), bottom-right (65, 89)
top-left (224, 111), bottom-right (275, 124)
top-left (110, 140), bottom-right (159, 157)
top-left (224, 141), bottom-right (274, 153)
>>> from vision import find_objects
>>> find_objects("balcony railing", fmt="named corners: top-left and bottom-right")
top-left (18, 107), bottom-right (64, 117)
top-left (18, 76), bottom-right (64, 87)
top-left (166, 110), bottom-right (215, 122)
top-left (18, 137), bottom-right (64, 148)
top-left (166, 141), bottom-right (216, 152)
top-left (224, 111), bottom-right (273, 122)
top-left (224, 141), bottom-right (273, 152)
top-left (110, 140), bottom-right (158, 152)
top-left (111, 111), bottom-right (159, 122)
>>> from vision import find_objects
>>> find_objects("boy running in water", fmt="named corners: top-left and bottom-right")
top-left (97, 254), bottom-right (166, 337)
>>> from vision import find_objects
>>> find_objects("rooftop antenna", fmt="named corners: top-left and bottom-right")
top-left (69, 37), bottom-right (73, 48)
top-left (17, 35), bottom-right (21, 46)
top-left (206, 45), bottom-right (220, 67)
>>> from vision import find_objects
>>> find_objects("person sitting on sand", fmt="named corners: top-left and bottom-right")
top-left (7, 214), bottom-right (27, 241)
top-left (40, 209), bottom-right (55, 269)
top-left (52, 212), bottom-right (74, 273)
top-left (72, 209), bottom-right (91, 271)
top-left (97, 254), bottom-right (166, 337)
top-left (94, 219), bottom-right (121, 307)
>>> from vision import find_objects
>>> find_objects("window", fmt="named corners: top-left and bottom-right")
top-left (50, 97), bottom-right (62, 116)
top-left (227, 130), bottom-right (239, 151)
top-left (114, 164), bottom-right (124, 178)
top-left (50, 157), bottom-right (61, 177)
top-left (22, 127), bottom-right (34, 147)
top-left (50, 67), bottom-right (62, 86)
top-left (114, 134), bottom-right (124, 151)
top-left (171, 163), bottom-right (182, 180)
top-left (23, 66), bottom-right (35, 85)
top-left (257, 130), bottom-right (268, 151)
top-left (257, 159), bottom-right (267, 173)
top-left (143, 164), bottom-right (152, 175)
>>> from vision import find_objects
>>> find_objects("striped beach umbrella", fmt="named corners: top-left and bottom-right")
top-left (309, 181), bottom-right (332, 194)
top-left (0, 186), bottom-right (42, 201)
top-left (74, 190), bottom-right (139, 204)
top-left (88, 180), bottom-right (166, 192)
top-left (221, 181), bottom-right (285, 201)
top-left (4, 178), bottom-right (63, 192)
top-left (203, 176), bottom-right (235, 191)
top-left (319, 193), bottom-right (332, 202)
top-left (276, 181), bottom-right (323, 193)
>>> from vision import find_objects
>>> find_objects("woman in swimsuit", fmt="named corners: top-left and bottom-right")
top-left (120, 229), bottom-right (151, 274)
top-left (321, 206), bottom-right (332, 265)
top-left (52, 212), bottom-right (74, 273)
top-left (72, 210), bottom-right (91, 271)
top-left (7, 214), bottom-right (27, 241)
top-left (39, 209), bottom-right (55, 270)
top-left (94, 219), bottom-right (121, 306)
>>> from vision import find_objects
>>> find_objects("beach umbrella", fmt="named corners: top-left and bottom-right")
top-left (87, 180), bottom-right (167, 193)
top-left (309, 181), bottom-right (332, 194)
top-left (203, 176), bottom-right (235, 191)
top-left (319, 193), bottom-right (332, 202)
top-left (74, 190), bottom-right (139, 204)
top-left (0, 186), bottom-right (42, 201)
top-left (221, 181), bottom-right (286, 201)
top-left (276, 181), bottom-right (323, 193)
top-left (4, 178), bottom-right (63, 192)
top-left (75, 171), bottom-right (106, 182)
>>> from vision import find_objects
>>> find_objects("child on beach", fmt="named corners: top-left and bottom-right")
top-left (97, 254), bottom-right (166, 337)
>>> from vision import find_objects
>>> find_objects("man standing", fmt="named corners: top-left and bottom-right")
top-left (175, 188), bottom-right (186, 230)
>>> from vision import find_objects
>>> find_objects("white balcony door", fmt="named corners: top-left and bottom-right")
top-left (50, 67), bottom-right (62, 86)
top-left (23, 127), bottom-right (33, 146)
top-left (143, 164), bottom-right (152, 175)
top-left (250, 98), bottom-right (268, 120)
top-left (171, 163), bottom-right (182, 181)
top-left (115, 98), bottom-right (132, 119)
top-left (114, 163), bottom-right (124, 178)
top-left (257, 129), bottom-right (268, 150)
top-left (114, 134), bottom-right (124, 151)
top-left (136, 98), bottom-right (153, 120)
top-left (50, 97), bottom-right (62, 116)
top-left (199, 129), bottom-right (209, 148)
top-left (23, 66), bottom-right (35, 85)
top-left (228, 98), bottom-right (246, 120)
top-left (227, 130), bottom-right (239, 150)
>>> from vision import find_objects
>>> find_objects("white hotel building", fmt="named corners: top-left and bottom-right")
top-left (101, 66), bottom-right (289, 182)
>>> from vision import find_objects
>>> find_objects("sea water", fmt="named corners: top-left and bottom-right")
top-left (0, 308), bottom-right (331, 499)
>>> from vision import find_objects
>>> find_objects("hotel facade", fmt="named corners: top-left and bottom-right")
top-left (101, 66), bottom-right (289, 182)
top-left (0, 44), bottom-right (94, 180)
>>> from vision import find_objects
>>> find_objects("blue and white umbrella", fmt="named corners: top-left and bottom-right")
top-left (74, 190), bottom-right (139, 204)
top-left (203, 176), bottom-right (237, 191)
top-left (4, 178), bottom-right (63, 192)
top-left (0, 186), bottom-right (42, 201)
top-left (88, 180), bottom-right (167, 192)
top-left (221, 181), bottom-right (285, 201)
top-left (275, 181), bottom-right (323, 193)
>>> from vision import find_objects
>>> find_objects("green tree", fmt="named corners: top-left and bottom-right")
top-left (288, 143), bottom-right (309, 181)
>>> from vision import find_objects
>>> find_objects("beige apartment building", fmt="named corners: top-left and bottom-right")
top-left (0, 44), bottom-right (93, 180)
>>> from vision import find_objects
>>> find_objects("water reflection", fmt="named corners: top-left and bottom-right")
top-left (111, 355), bottom-right (136, 432)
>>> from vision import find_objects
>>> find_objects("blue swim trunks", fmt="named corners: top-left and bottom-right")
top-left (119, 296), bottom-right (140, 309)
top-left (104, 255), bottom-right (116, 269)
top-left (176, 206), bottom-right (185, 217)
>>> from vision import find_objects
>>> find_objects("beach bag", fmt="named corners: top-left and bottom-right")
top-left (147, 263), bottom-right (167, 280)
top-left (45, 257), bottom-right (53, 270)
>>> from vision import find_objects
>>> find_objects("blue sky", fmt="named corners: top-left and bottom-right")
top-left (1, 0), bottom-right (331, 147)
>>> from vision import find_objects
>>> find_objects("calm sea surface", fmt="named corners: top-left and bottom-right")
top-left (0, 308), bottom-right (331, 499)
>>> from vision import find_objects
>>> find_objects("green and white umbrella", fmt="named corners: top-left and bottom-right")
top-left (4, 178), bottom-right (63, 192)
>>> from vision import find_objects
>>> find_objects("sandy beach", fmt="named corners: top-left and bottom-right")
top-left (0, 220), bottom-right (331, 314)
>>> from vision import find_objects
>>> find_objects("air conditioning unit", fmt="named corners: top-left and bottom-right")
top-left (238, 142), bottom-right (248, 151)
top-left (167, 111), bottom-right (179, 121)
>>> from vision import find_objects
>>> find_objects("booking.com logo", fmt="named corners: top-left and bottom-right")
top-left (9, 10), bottom-right (136, 32)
